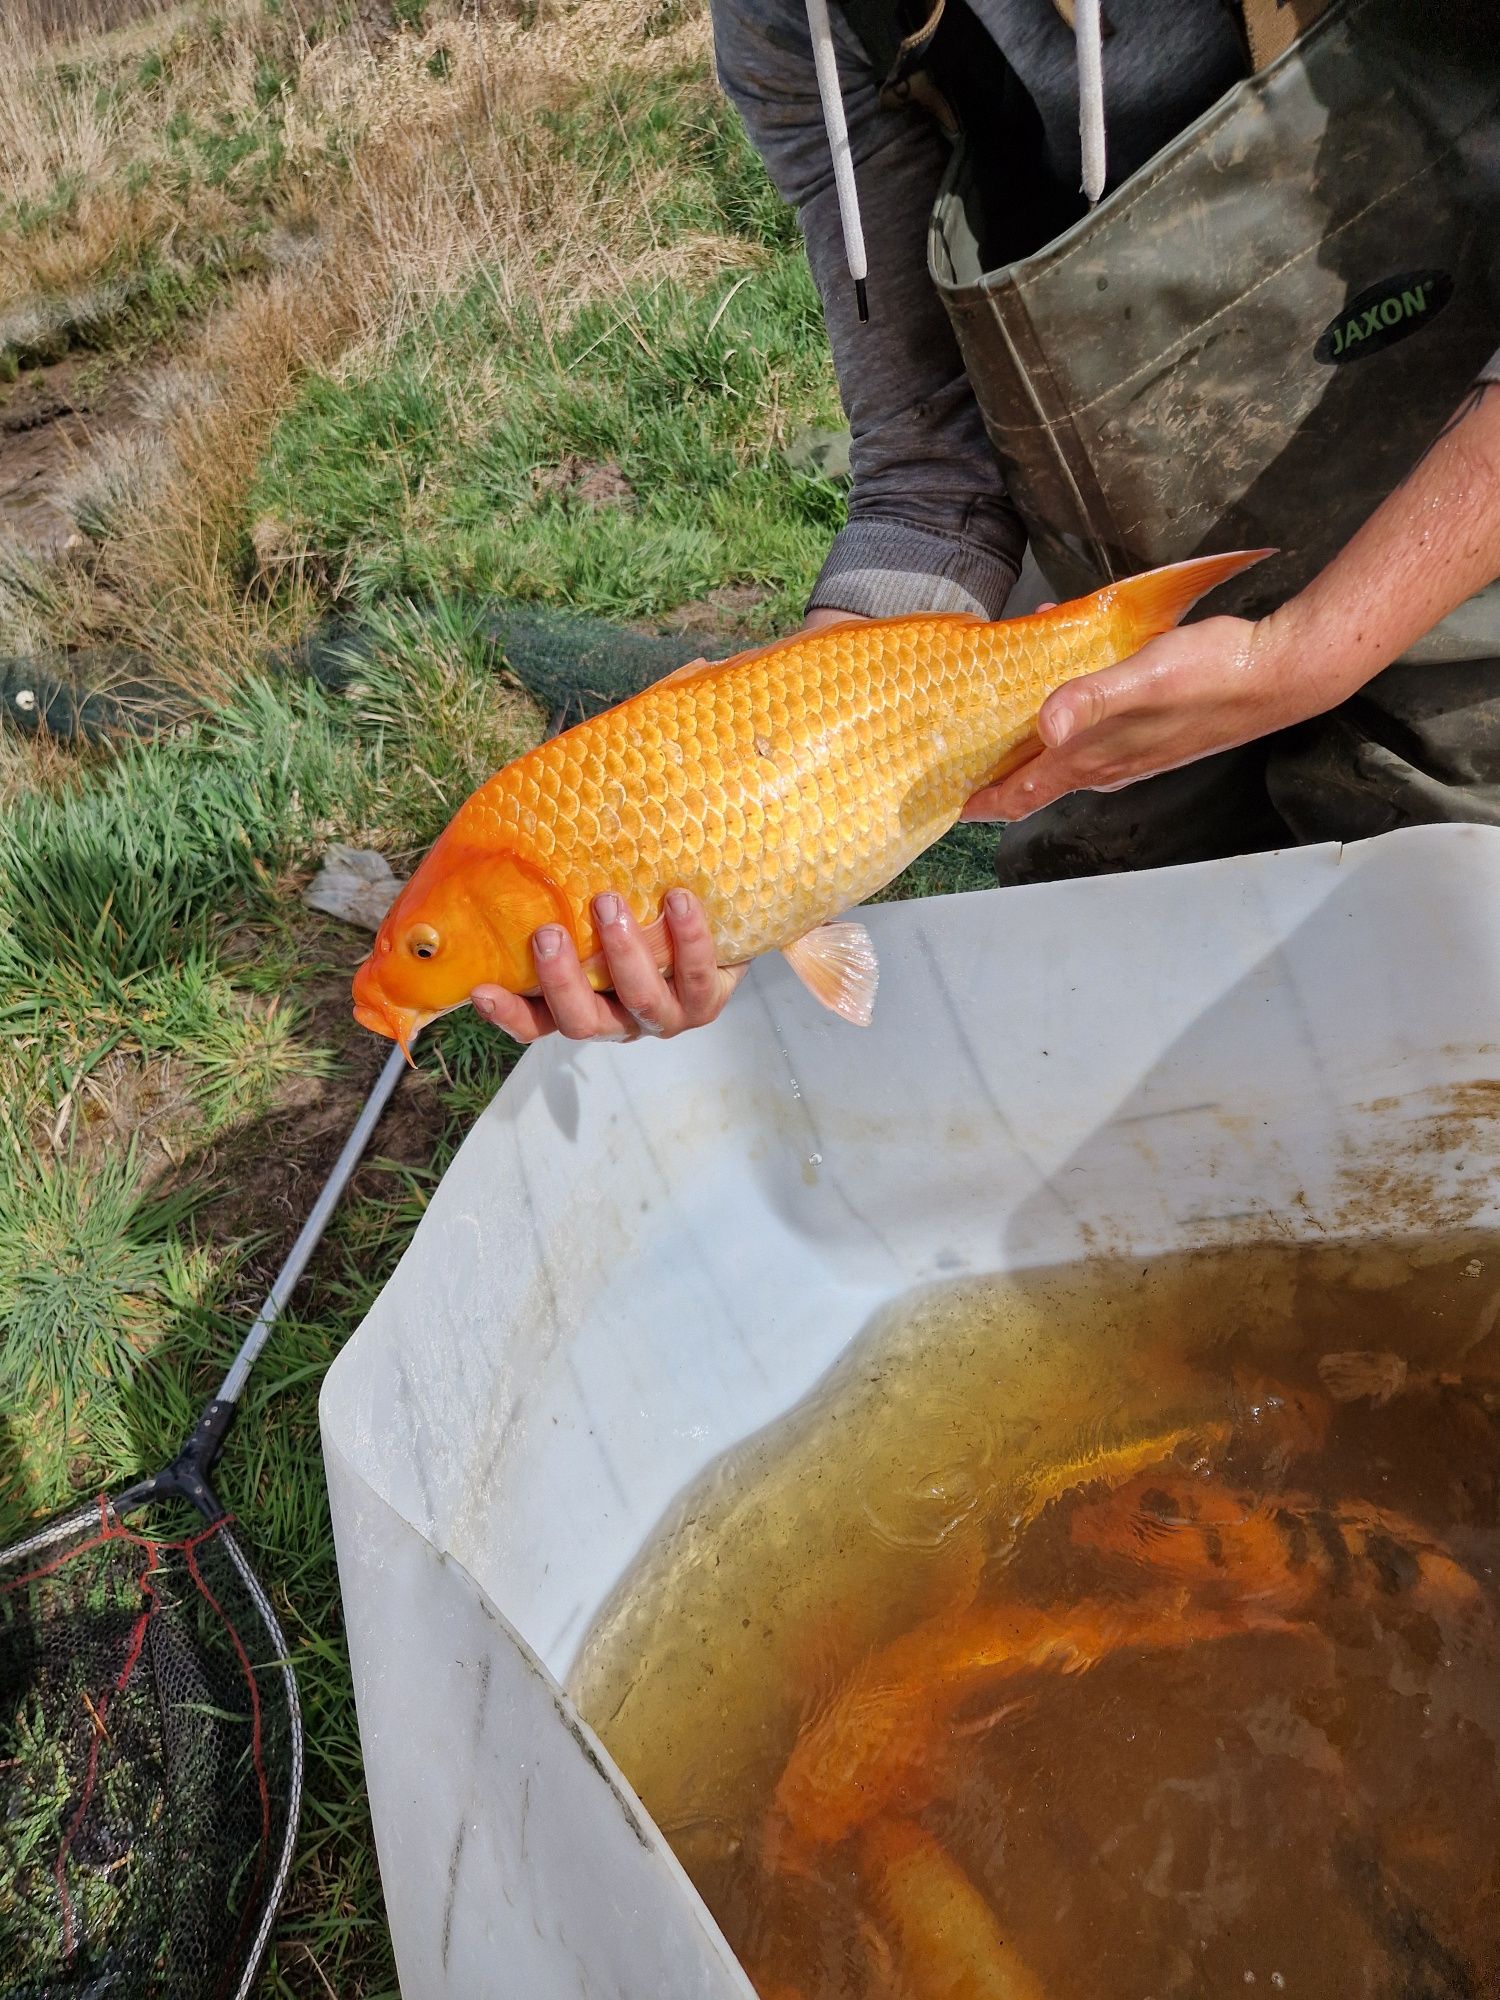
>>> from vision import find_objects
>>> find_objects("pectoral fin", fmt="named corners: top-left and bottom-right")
top-left (1317, 1349), bottom-right (1408, 1405)
top-left (782, 921), bottom-right (879, 1026)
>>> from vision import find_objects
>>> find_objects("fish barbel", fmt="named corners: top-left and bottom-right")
top-left (352, 549), bottom-right (1268, 1055)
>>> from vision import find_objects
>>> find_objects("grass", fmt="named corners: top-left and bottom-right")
top-left (0, 1144), bottom-right (199, 1427)
top-left (252, 257), bottom-right (841, 627)
top-left (241, 72), bottom-right (836, 629)
top-left (0, 660), bottom-right (535, 1994)
top-left (0, 1), bottom-right (996, 1992)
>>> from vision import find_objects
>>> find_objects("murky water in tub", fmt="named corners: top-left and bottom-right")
top-left (569, 1237), bottom-right (1500, 2000)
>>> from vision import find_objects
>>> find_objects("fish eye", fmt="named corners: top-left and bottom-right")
top-left (407, 924), bottom-right (440, 960)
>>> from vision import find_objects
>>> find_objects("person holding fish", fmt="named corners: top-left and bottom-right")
top-left (352, 0), bottom-right (1500, 1057)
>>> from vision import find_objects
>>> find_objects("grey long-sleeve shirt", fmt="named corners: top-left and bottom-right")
top-left (713, 0), bottom-right (1500, 622)
top-left (709, 0), bottom-right (1248, 617)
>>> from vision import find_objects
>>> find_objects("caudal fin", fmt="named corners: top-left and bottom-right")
top-left (1107, 548), bottom-right (1273, 647)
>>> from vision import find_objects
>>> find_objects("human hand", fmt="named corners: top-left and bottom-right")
top-left (471, 889), bottom-right (746, 1045)
top-left (959, 615), bottom-right (1353, 823)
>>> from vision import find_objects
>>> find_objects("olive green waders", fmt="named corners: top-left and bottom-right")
top-left (866, 0), bottom-right (1500, 881)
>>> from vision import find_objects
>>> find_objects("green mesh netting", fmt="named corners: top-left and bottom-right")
top-left (0, 600), bottom-right (998, 894)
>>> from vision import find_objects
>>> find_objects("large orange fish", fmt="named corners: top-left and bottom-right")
top-left (765, 1587), bottom-right (1293, 1865)
top-left (352, 550), bottom-right (1267, 1055)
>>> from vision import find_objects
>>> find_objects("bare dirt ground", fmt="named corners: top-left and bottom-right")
top-left (186, 911), bottom-right (453, 1299)
top-left (0, 357), bottom-right (143, 563)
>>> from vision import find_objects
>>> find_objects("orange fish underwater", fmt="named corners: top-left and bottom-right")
top-left (352, 550), bottom-right (1268, 1055)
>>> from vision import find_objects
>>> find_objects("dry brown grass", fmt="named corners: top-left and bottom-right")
top-left (4, 1), bottom-right (331, 315)
top-left (1, 0), bottom-right (741, 694)
top-left (2, 0), bottom-right (720, 312)
top-left (0, 723), bottom-right (89, 811)
top-left (11, 0), bottom-right (181, 42)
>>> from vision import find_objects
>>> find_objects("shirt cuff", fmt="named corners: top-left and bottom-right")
top-left (808, 519), bottom-right (1021, 620)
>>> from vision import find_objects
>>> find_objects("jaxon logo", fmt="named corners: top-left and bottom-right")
top-left (1315, 270), bottom-right (1455, 365)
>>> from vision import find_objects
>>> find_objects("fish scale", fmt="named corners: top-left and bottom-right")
top-left (456, 614), bottom-right (1095, 963)
top-left (352, 549), bottom-right (1267, 1052)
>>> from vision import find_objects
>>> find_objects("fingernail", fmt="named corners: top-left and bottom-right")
top-left (534, 926), bottom-right (563, 961)
top-left (474, 993), bottom-right (497, 1021)
top-left (1047, 707), bottom-right (1074, 746)
top-left (666, 888), bottom-right (691, 919)
top-left (595, 893), bottom-right (623, 927)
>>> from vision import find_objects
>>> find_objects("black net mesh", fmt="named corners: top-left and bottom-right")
top-left (0, 1501), bottom-right (302, 2000)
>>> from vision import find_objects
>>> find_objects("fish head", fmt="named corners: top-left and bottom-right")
top-left (1070, 1472), bottom-right (1272, 1592)
top-left (352, 846), bottom-right (570, 1056)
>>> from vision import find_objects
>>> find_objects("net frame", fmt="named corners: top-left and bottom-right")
top-left (1, 1499), bottom-right (304, 2000)
top-left (1, 1044), bottom-right (405, 2000)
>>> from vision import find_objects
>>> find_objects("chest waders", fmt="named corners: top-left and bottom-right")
top-left (850, 0), bottom-right (1500, 879)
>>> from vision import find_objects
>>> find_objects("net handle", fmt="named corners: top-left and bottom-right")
top-left (218, 1042), bottom-right (409, 1406)
top-left (110, 1043), bottom-right (409, 1521)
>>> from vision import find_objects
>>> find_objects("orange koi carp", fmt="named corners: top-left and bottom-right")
top-left (351, 550), bottom-right (1268, 1054)
top-left (1069, 1473), bottom-right (1489, 1637)
top-left (857, 1817), bottom-right (1048, 2000)
top-left (767, 1588), bottom-right (1294, 1864)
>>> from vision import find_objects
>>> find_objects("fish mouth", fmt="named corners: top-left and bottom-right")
top-left (352, 995), bottom-right (435, 1065)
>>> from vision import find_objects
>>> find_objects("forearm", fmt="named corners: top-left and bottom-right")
top-left (963, 367), bottom-right (1500, 824)
top-left (1256, 377), bottom-right (1500, 698)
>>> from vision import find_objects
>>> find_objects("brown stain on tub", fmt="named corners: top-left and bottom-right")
top-left (1330, 1081), bottom-right (1500, 1238)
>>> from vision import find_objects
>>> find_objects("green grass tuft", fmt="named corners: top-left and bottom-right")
top-left (0, 682), bottom-right (368, 995)
top-left (0, 1144), bottom-right (198, 1427)
top-left (252, 257), bottom-right (842, 630)
top-left (340, 594), bottom-right (543, 847)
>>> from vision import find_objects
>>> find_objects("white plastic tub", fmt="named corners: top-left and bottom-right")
top-left (319, 824), bottom-right (1500, 1999)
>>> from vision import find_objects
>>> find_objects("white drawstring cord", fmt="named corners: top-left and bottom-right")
top-left (805, 0), bottom-right (870, 320)
top-left (1076, 0), bottom-right (1106, 202)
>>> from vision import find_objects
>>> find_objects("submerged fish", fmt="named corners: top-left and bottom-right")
top-left (856, 1817), bottom-right (1048, 2000)
top-left (1014, 1373), bottom-right (1327, 1529)
top-left (766, 1588), bottom-right (1294, 1863)
top-left (351, 550), bottom-right (1267, 1055)
top-left (1317, 1349), bottom-right (1500, 1411)
top-left (1070, 1473), bottom-right (1490, 1642)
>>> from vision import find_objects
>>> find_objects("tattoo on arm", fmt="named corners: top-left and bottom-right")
top-left (1397, 378), bottom-right (1496, 488)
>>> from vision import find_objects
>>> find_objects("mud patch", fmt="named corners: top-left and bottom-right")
top-left (1330, 1078), bottom-right (1500, 1238)
top-left (179, 940), bottom-right (452, 1296)
top-left (0, 357), bottom-right (143, 561)
top-left (531, 455), bottom-right (636, 510)
top-left (53, 1049), bottom-right (210, 1176)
